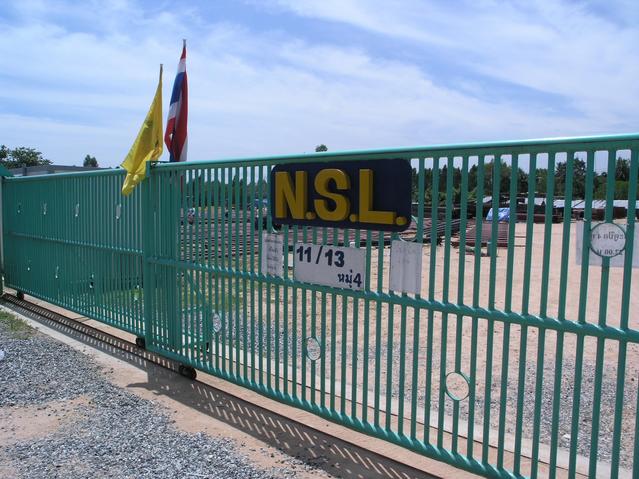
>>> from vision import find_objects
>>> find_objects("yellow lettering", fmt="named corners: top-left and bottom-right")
top-left (274, 171), bottom-right (308, 219)
top-left (358, 169), bottom-right (395, 225)
top-left (314, 169), bottom-right (350, 221)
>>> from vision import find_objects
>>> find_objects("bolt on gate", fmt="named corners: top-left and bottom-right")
top-left (2, 133), bottom-right (638, 478)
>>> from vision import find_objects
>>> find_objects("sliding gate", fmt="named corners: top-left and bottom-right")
top-left (3, 133), bottom-right (639, 478)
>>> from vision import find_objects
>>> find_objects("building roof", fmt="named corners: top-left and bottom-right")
top-left (8, 164), bottom-right (106, 177)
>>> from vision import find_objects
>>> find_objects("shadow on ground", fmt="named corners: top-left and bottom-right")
top-left (2, 296), bottom-right (436, 479)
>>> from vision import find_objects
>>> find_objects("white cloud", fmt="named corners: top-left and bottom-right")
top-left (269, 0), bottom-right (639, 124)
top-left (0, 0), bottom-right (636, 168)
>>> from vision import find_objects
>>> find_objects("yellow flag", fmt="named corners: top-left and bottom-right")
top-left (121, 65), bottom-right (163, 195)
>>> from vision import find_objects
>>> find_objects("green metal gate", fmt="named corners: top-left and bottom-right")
top-left (3, 133), bottom-right (638, 478)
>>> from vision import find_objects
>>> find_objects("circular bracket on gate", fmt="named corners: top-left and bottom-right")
top-left (212, 312), bottom-right (223, 334)
top-left (589, 222), bottom-right (626, 258)
top-left (445, 371), bottom-right (470, 402)
top-left (305, 337), bottom-right (322, 361)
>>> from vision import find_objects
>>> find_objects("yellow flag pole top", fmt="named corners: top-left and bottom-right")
top-left (121, 64), bottom-right (164, 196)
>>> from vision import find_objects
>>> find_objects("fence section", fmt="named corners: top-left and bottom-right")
top-left (2, 170), bottom-right (145, 335)
top-left (3, 133), bottom-right (639, 479)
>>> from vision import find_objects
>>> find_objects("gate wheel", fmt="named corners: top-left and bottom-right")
top-left (16, 291), bottom-right (24, 300)
top-left (178, 364), bottom-right (197, 380)
top-left (135, 337), bottom-right (146, 349)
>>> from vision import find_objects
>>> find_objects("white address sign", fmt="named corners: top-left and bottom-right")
top-left (293, 243), bottom-right (366, 290)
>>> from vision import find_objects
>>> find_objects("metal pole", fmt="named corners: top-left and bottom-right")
top-left (0, 175), bottom-right (4, 295)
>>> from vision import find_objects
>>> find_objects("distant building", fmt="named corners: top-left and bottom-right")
top-left (8, 164), bottom-right (106, 177)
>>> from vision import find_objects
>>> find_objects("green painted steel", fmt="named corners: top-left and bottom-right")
top-left (3, 169), bottom-right (145, 335)
top-left (3, 133), bottom-right (639, 479)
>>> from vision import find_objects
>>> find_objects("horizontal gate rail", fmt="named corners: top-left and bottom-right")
top-left (146, 255), bottom-right (639, 345)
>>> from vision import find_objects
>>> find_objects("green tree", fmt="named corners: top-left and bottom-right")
top-left (554, 157), bottom-right (586, 198)
top-left (535, 168), bottom-right (548, 195)
top-left (83, 154), bottom-right (98, 167)
top-left (0, 145), bottom-right (51, 168)
top-left (615, 158), bottom-right (630, 181)
top-left (0, 145), bottom-right (8, 163)
top-left (315, 144), bottom-right (328, 152)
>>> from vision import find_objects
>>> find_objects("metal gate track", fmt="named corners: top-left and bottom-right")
top-left (0, 293), bottom-right (454, 479)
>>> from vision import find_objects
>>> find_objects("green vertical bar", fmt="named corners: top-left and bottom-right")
top-left (206, 168), bottom-right (214, 368)
top-left (242, 166), bottom-right (249, 380)
top-left (301, 227), bottom-right (307, 402)
top-left (213, 168), bottom-right (221, 372)
top-left (291, 222), bottom-right (298, 396)
top-left (227, 168), bottom-right (235, 375)
top-left (351, 226), bottom-right (361, 420)
top-left (249, 166), bottom-right (257, 384)
top-left (373, 229), bottom-right (384, 426)
top-left (496, 153), bottom-right (518, 469)
top-left (467, 152), bottom-right (485, 459)
top-left (221, 168), bottom-right (229, 373)
top-left (142, 162), bottom-right (154, 347)
top-left (451, 154), bottom-right (469, 454)
top-left (362, 228), bottom-right (372, 425)
top-left (588, 150), bottom-right (617, 478)
top-left (384, 302), bottom-right (394, 430)
top-left (330, 275), bottom-right (337, 410)
top-left (256, 167), bottom-right (263, 381)
top-left (531, 151), bottom-right (556, 479)
top-left (437, 156), bottom-right (454, 448)
top-left (596, 150), bottom-right (617, 328)
top-left (548, 151), bottom-right (574, 478)
top-left (310, 235), bottom-right (319, 404)
top-left (281, 220), bottom-right (290, 395)
top-left (234, 167), bottom-right (242, 379)
top-left (481, 153), bottom-right (501, 464)
top-left (568, 150), bottom-right (594, 477)
top-left (424, 156), bottom-right (439, 444)
top-left (318, 280), bottom-right (326, 409)
top-left (189, 170), bottom-right (197, 360)
top-left (321, 227), bottom-right (328, 408)
top-left (330, 225), bottom-right (338, 412)
top-left (198, 168), bottom-right (206, 367)
top-left (397, 290), bottom-right (407, 436)
top-left (274, 247), bottom-right (281, 391)
top-left (612, 148), bottom-right (638, 479)
top-left (341, 261), bottom-right (348, 414)
top-left (260, 167), bottom-right (273, 389)
top-left (410, 157), bottom-right (426, 441)
top-left (191, 169), bottom-right (199, 362)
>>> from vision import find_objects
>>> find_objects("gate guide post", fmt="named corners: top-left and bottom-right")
top-left (142, 160), bottom-right (155, 348)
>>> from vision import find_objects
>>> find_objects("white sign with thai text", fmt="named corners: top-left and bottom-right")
top-left (261, 233), bottom-right (284, 277)
top-left (576, 222), bottom-right (638, 268)
top-left (390, 240), bottom-right (423, 294)
top-left (294, 243), bottom-right (366, 290)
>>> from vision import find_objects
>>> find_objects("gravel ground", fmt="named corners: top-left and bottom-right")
top-left (0, 312), bottom-right (309, 479)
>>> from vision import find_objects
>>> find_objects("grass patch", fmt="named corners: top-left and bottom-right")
top-left (0, 311), bottom-right (34, 339)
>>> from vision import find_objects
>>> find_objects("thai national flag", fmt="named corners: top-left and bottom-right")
top-left (165, 41), bottom-right (188, 162)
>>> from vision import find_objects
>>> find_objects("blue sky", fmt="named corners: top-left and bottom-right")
top-left (0, 0), bottom-right (637, 167)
